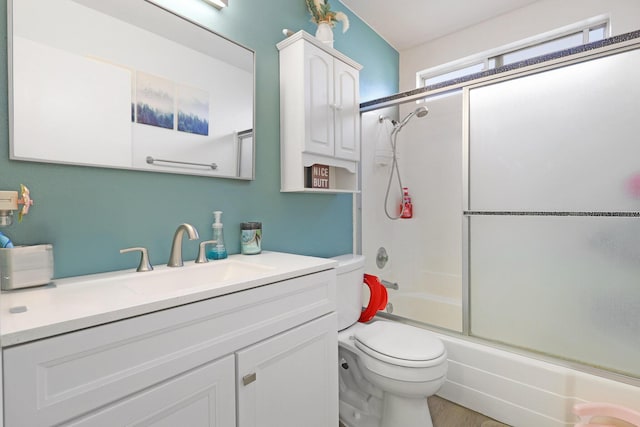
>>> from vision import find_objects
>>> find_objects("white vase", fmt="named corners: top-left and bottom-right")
top-left (315, 22), bottom-right (334, 48)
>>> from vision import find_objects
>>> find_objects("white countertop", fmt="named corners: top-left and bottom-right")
top-left (0, 251), bottom-right (336, 347)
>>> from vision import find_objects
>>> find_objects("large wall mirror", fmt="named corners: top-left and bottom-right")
top-left (8, 0), bottom-right (255, 179)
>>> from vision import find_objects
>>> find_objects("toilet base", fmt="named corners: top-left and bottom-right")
top-left (339, 399), bottom-right (381, 427)
top-left (339, 393), bottom-right (434, 427)
top-left (381, 393), bottom-right (433, 427)
top-left (338, 346), bottom-right (383, 427)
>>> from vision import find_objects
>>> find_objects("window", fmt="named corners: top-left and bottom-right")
top-left (418, 21), bottom-right (609, 88)
top-left (423, 62), bottom-right (486, 87)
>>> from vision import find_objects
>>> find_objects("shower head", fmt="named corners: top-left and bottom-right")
top-left (396, 106), bottom-right (429, 130)
top-left (379, 106), bottom-right (428, 131)
top-left (416, 106), bottom-right (429, 117)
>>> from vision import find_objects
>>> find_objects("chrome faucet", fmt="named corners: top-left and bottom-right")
top-left (167, 223), bottom-right (200, 267)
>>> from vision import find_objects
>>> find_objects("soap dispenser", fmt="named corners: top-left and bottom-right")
top-left (207, 211), bottom-right (228, 260)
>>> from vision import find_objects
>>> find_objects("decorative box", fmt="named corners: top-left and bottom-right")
top-left (0, 244), bottom-right (54, 290)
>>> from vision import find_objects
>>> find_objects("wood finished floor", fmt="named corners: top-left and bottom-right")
top-left (339, 395), bottom-right (511, 427)
top-left (429, 396), bottom-right (511, 426)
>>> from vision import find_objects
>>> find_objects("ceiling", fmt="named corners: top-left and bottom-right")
top-left (340, 0), bottom-right (541, 51)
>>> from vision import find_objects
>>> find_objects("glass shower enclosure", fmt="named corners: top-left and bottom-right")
top-left (360, 41), bottom-right (640, 379)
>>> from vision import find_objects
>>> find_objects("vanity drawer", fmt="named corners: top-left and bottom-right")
top-left (3, 269), bottom-right (335, 426)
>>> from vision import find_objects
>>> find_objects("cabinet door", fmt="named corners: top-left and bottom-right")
top-left (67, 355), bottom-right (235, 427)
top-left (236, 314), bottom-right (338, 427)
top-left (304, 43), bottom-right (335, 157)
top-left (333, 59), bottom-right (360, 161)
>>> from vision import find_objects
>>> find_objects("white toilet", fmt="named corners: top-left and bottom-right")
top-left (332, 254), bottom-right (447, 427)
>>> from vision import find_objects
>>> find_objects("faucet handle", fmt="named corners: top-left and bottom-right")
top-left (120, 247), bottom-right (154, 272)
top-left (196, 240), bottom-right (218, 264)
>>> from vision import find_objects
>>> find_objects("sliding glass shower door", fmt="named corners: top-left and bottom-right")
top-left (466, 47), bottom-right (640, 377)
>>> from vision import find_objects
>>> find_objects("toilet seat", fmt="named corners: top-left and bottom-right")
top-left (354, 321), bottom-right (446, 368)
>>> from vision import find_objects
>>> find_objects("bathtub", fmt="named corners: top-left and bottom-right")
top-left (375, 314), bottom-right (640, 426)
top-left (385, 290), bottom-right (463, 332)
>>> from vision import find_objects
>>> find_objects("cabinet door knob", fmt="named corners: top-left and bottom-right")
top-left (242, 372), bottom-right (257, 385)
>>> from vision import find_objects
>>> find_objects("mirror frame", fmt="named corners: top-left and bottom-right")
top-left (8, 0), bottom-right (256, 180)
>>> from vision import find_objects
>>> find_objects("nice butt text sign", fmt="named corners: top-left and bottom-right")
top-left (310, 164), bottom-right (330, 189)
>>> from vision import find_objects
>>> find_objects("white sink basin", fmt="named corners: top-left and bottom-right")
top-left (0, 252), bottom-right (336, 347)
top-left (123, 260), bottom-right (276, 296)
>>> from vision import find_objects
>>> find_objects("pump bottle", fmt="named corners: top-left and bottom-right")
top-left (400, 187), bottom-right (413, 219)
top-left (206, 211), bottom-right (228, 260)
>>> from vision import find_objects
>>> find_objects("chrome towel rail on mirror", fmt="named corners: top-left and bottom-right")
top-left (146, 156), bottom-right (218, 170)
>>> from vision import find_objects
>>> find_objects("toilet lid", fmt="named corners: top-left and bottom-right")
top-left (354, 322), bottom-right (446, 366)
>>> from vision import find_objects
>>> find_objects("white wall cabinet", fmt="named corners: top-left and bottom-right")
top-left (300, 44), bottom-right (359, 161)
top-left (278, 31), bottom-right (362, 193)
top-left (3, 269), bottom-right (337, 427)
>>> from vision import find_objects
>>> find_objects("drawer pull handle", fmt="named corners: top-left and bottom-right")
top-left (242, 372), bottom-right (257, 385)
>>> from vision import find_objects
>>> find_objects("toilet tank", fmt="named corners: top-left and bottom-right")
top-left (331, 254), bottom-right (365, 331)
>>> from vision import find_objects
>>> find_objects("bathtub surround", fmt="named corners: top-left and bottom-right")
top-left (0, 0), bottom-right (398, 278)
top-left (361, 92), bottom-right (464, 332)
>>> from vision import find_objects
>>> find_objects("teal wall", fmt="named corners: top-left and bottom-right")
top-left (0, 0), bottom-right (398, 278)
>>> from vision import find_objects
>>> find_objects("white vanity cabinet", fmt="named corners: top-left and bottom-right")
top-left (278, 31), bottom-right (362, 193)
top-left (236, 314), bottom-right (337, 427)
top-left (2, 269), bottom-right (337, 427)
